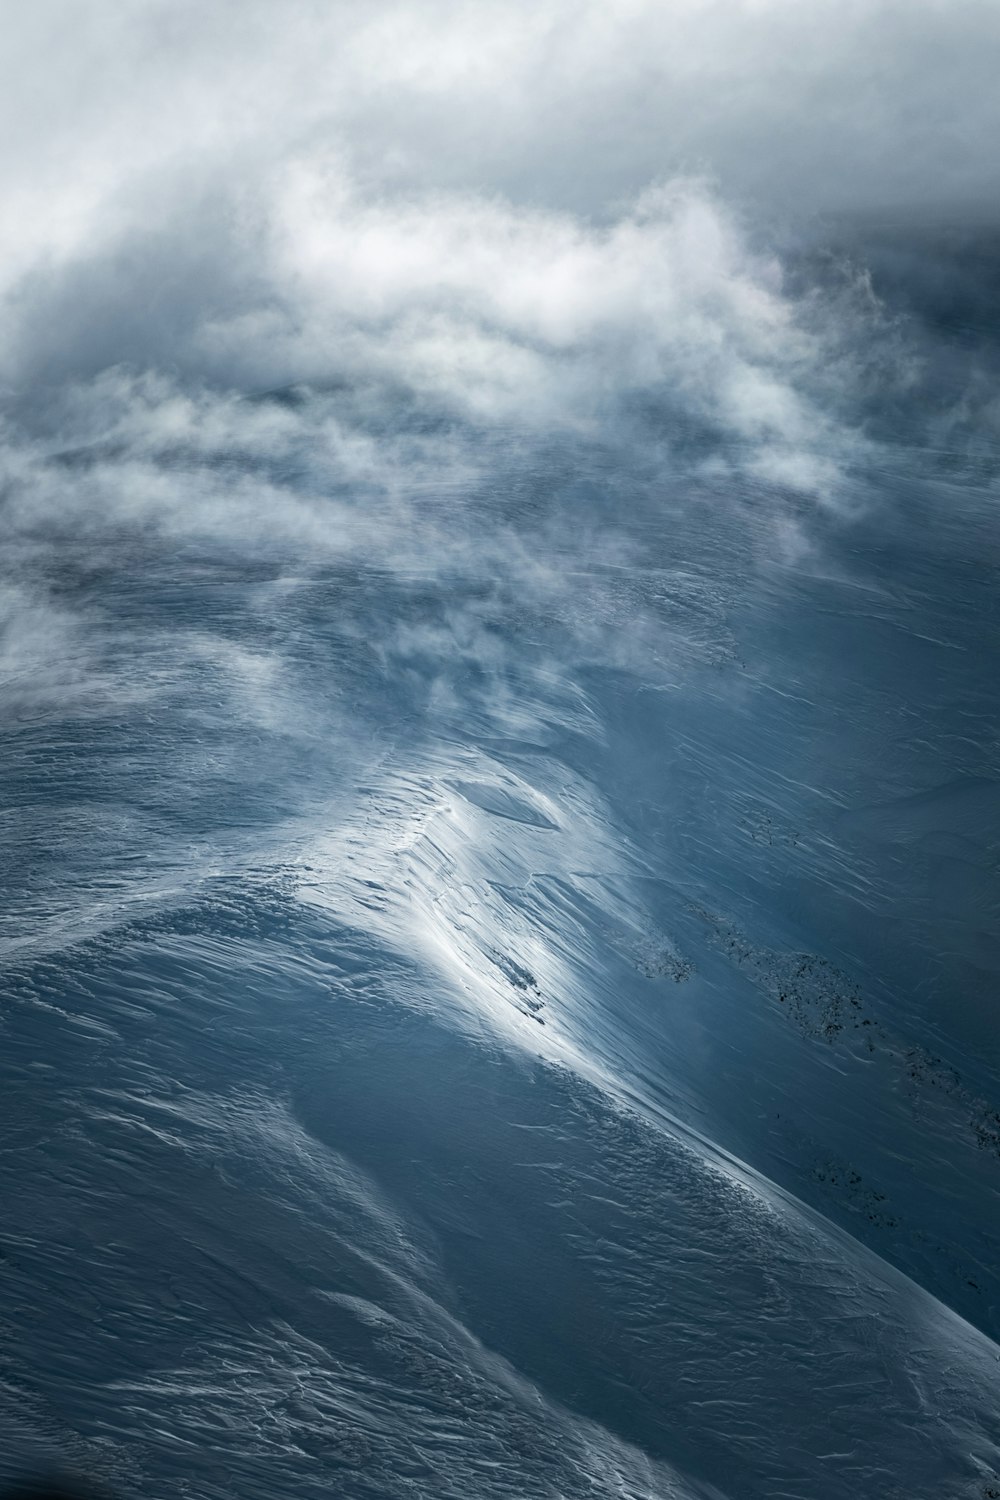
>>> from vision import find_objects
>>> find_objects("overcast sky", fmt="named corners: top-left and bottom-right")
top-left (3, 0), bottom-right (997, 248)
top-left (0, 0), bottom-right (993, 545)
top-left (6, 0), bottom-right (993, 399)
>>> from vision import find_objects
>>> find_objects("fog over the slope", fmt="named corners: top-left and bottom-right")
top-left (0, 0), bottom-right (996, 904)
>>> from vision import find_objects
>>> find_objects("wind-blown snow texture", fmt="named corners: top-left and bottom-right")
top-left (2, 6), bottom-right (1000, 1498)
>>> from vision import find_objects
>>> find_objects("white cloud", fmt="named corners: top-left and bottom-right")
top-left (4, 0), bottom-right (979, 459)
top-left (0, 0), bottom-right (979, 747)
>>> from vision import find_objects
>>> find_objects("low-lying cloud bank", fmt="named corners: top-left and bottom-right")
top-left (7, 174), bottom-right (874, 479)
top-left (4, 0), bottom-right (994, 497)
top-left (0, 0), bottom-right (994, 743)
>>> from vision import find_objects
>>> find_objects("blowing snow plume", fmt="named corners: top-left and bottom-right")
top-left (1, 6), bottom-right (999, 1500)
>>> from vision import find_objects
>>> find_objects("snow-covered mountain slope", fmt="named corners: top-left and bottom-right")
top-left (1, 338), bottom-right (998, 1497)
